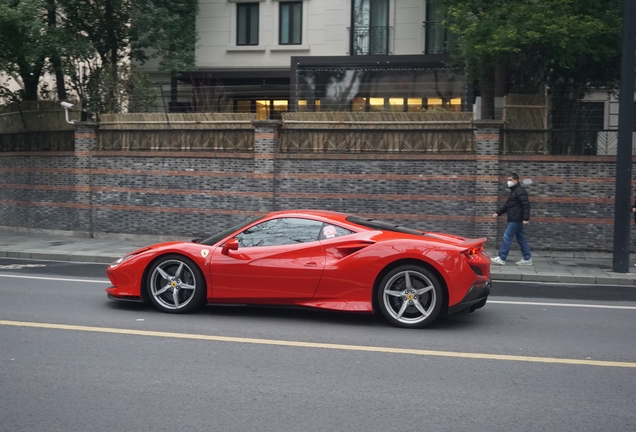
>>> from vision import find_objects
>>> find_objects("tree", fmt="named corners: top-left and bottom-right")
top-left (0, 0), bottom-right (52, 101)
top-left (439, 0), bottom-right (622, 120)
top-left (56, 0), bottom-right (198, 113)
top-left (0, 0), bottom-right (198, 113)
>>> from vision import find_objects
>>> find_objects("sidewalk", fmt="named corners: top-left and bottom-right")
top-left (1, 229), bottom-right (636, 286)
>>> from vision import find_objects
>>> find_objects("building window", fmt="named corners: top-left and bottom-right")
top-left (280, 2), bottom-right (302, 45)
top-left (351, 0), bottom-right (389, 55)
top-left (237, 3), bottom-right (259, 46)
top-left (424, 1), bottom-right (455, 54)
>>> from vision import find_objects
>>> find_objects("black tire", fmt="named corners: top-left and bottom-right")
top-left (147, 254), bottom-right (206, 314)
top-left (377, 264), bottom-right (443, 328)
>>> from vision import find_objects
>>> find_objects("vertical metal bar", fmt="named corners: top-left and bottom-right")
top-left (543, 93), bottom-right (549, 155)
top-left (612, 0), bottom-right (636, 272)
top-left (290, 57), bottom-right (299, 112)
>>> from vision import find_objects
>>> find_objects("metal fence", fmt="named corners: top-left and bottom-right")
top-left (350, 26), bottom-right (390, 55)
top-left (502, 129), bottom-right (635, 155)
top-left (0, 130), bottom-right (74, 152)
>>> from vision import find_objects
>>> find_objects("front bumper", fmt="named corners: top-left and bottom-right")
top-left (446, 279), bottom-right (491, 315)
top-left (107, 293), bottom-right (144, 303)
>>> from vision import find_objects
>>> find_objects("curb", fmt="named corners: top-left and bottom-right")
top-left (0, 250), bottom-right (119, 264)
top-left (491, 272), bottom-right (636, 286)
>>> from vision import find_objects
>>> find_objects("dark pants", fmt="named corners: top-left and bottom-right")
top-left (499, 222), bottom-right (531, 261)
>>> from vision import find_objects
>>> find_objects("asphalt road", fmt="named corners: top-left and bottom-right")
top-left (0, 258), bottom-right (635, 432)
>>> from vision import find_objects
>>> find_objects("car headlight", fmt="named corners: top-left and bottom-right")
top-left (109, 255), bottom-right (133, 268)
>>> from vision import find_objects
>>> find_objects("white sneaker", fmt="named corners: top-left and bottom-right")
top-left (516, 259), bottom-right (533, 265)
top-left (491, 256), bottom-right (506, 265)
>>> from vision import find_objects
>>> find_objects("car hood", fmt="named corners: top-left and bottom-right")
top-left (128, 241), bottom-right (185, 255)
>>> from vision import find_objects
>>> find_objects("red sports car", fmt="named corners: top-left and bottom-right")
top-left (106, 210), bottom-right (491, 328)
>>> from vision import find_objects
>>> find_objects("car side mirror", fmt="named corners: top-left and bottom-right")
top-left (222, 238), bottom-right (239, 255)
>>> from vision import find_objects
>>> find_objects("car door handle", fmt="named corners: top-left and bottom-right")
top-left (304, 261), bottom-right (318, 267)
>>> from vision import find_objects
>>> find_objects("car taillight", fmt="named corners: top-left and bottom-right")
top-left (462, 245), bottom-right (483, 260)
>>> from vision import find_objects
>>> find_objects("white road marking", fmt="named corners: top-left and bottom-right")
top-left (489, 300), bottom-right (636, 310)
top-left (0, 273), bottom-right (108, 284)
top-left (0, 264), bottom-right (46, 269)
top-left (493, 280), bottom-right (633, 287)
top-left (0, 257), bottom-right (107, 265)
top-left (0, 319), bottom-right (635, 368)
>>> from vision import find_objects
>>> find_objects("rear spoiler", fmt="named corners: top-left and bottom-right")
top-left (458, 238), bottom-right (488, 250)
top-left (459, 238), bottom-right (488, 258)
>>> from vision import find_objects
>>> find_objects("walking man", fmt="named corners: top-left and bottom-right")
top-left (490, 172), bottom-right (532, 265)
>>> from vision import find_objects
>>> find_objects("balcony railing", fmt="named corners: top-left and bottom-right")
top-left (423, 21), bottom-right (455, 54)
top-left (350, 26), bottom-right (389, 55)
top-left (502, 129), bottom-right (636, 155)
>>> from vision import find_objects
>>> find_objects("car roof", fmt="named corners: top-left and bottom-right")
top-left (263, 210), bottom-right (426, 237)
top-left (265, 209), bottom-right (351, 223)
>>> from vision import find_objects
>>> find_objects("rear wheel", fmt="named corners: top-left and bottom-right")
top-left (147, 255), bottom-right (206, 313)
top-left (377, 265), bottom-right (443, 328)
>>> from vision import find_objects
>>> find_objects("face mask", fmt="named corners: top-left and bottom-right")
top-left (507, 181), bottom-right (515, 188)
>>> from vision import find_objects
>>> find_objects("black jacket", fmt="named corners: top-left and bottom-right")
top-left (497, 183), bottom-right (530, 222)
top-left (632, 188), bottom-right (636, 223)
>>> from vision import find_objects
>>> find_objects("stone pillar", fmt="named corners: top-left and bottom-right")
top-left (252, 120), bottom-right (281, 212)
top-left (473, 120), bottom-right (503, 247)
top-left (74, 121), bottom-right (98, 236)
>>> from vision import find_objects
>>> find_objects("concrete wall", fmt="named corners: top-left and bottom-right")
top-left (0, 121), bottom-right (623, 251)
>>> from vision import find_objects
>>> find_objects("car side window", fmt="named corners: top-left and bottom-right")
top-left (237, 218), bottom-right (324, 247)
top-left (318, 223), bottom-right (355, 240)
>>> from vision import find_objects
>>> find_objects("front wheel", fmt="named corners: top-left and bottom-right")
top-left (147, 255), bottom-right (206, 313)
top-left (377, 265), bottom-right (443, 328)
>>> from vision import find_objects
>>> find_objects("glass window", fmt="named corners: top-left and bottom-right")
top-left (256, 100), bottom-right (269, 119)
top-left (272, 100), bottom-right (288, 112)
top-left (318, 223), bottom-right (355, 240)
top-left (351, 97), bottom-right (366, 111)
top-left (388, 98), bottom-right (404, 112)
top-left (407, 98), bottom-right (422, 112)
top-left (236, 100), bottom-right (252, 113)
top-left (449, 97), bottom-right (462, 112)
top-left (236, 218), bottom-right (324, 247)
top-left (351, 0), bottom-right (389, 55)
top-left (280, 1), bottom-right (302, 45)
top-left (237, 3), bottom-right (259, 46)
top-left (199, 216), bottom-right (262, 246)
top-left (369, 97), bottom-right (385, 111)
top-left (427, 97), bottom-right (443, 108)
top-left (424, 0), bottom-right (456, 54)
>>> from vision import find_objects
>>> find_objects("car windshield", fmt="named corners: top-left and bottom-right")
top-left (198, 217), bottom-right (262, 246)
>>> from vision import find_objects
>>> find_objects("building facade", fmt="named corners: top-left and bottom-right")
top-left (164, 0), bottom-right (466, 117)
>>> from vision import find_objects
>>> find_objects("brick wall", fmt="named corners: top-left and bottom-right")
top-left (0, 152), bottom-right (80, 232)
top-left (274, 154), bottom-right (476, 236)
top-left (89, 151), bottom-right (260, 237)
top-left (498, 155), bottom-right (616, 251)
top-left (0, 123), bottom-right (627, 251)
